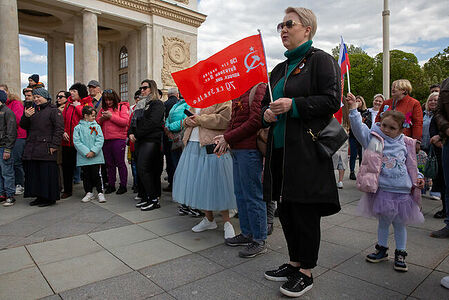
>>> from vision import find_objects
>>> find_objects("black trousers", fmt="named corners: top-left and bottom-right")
top-left (81, 164), bottom-right (103, 194)
top-left (163, 134), bottom-right (175, 185)
top-left (62, 146), bottom-right (77, 194)
top-left (271, 148), bottom-right (321, 269)
top-left (136, 141), bottom-right (162, 201)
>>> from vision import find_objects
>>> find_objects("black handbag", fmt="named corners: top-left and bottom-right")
top-left (307, 117), bottom-right (348, 158)
top-left (424, 145), bottom-right (438, 179)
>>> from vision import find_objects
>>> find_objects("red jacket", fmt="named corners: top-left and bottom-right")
top-left (6, 99), bottom-right (26, 139)
top-left (96, 102), bottom-right (130, 140)
top-left (375, 94), bottom-right (423, 141)
top-left (224, 84), bottom-right (265, 149)
top-left (62, 96), bottom-right (93, 146)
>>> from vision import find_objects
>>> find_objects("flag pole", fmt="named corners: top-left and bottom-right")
top-left (257, 29), bottom-right (274, 102)
top-left (346, 64), bottom-right (351, 94)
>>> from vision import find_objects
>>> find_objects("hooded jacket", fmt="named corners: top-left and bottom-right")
top-left (73, 120), bottom-right (105, 166)
top-left (6, 98), bottom-right (26, 139)
top-left (62, 96), bottom-right (93, 147)
top-left (0, 104), bottom-right (17, 151)
top-left (96, 102), bottom-right (130, 140)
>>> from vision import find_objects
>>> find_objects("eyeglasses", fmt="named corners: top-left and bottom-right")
top-left (57, 95), bottom-right (65, 99)
top-left (276, 20), bottom-right (300, 33)
top-left (139, 86), bottom-right (149, 91)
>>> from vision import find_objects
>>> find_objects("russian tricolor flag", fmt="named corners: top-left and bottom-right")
top-left (338, 36), bottom-right (351, 75)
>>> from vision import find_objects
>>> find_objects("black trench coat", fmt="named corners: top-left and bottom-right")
top-left (261, 47), bottom-right (342, 216)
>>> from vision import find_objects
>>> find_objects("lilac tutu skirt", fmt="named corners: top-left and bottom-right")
top-left (357, 189), bottom-right (424, 224)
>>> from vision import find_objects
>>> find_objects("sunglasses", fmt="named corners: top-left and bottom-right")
top-left (139, 86), bottom-right (149, 91)
top-left (277, 20), bottom-right (300, 33)
top-left (57, 95), bottom-right (65, 99)
top-left (103, 89), bottom-right (113, 94)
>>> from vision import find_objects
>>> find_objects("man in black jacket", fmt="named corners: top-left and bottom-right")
top-left (0, 90), bottom-right (17, 206)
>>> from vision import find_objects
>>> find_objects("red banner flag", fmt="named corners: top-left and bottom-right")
top-left (171, 34), bottom-right (268, 108)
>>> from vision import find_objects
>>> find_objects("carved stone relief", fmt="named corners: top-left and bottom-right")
top-left (175, 0), bottom-right (189, 4)
top-left (162, 36), bottom-right (191, 86)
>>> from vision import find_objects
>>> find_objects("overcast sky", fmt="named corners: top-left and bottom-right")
top-left (197, 0), bottom-right (449, 70)
top-left (19, 0), bottom-right (449, 92)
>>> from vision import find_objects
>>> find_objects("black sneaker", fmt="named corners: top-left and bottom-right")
top-left (141, 201), bottom-right (161, 211)
top-left (350, 172), bottom-right (356, 180)
top-left (3, 197), bottom-right (16, 207)
top-left (188, 207), bottom-right (205, 218)
top-left (116, 186), bottom-right (127, 195)
top-left (264, 263), bottom-right (300, 282)
top-left (434, 210), bottom-right (446, 219)
top-left (225, 233), bottom-right (253, 247)
top-left (178, 205), bottom-right (190, 215)
top-left (267, 223), bottom-right (274, 236)
top-left (394, 249), bottom-right (408, 272)
top-left (280, 271), bottom-right (313, 298)
top-left (30, 198), bottom-right (43, 206)
top-left (104, 186), bottom-right (116, 194)
top-left (430, 226), bottom-right (449, 238)
top-left (136, 200), bottom-right (148, 208)
top-left (366, 244), bottom-right (388, 263)
top-left (239, 241), bottom-right (267, 258)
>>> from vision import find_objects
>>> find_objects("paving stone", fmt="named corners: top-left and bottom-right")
top-left (89, 215), bottom-right (133, 233)
top-left (109, 237), bottom-right (191, 269)
top-left (317, 241), bottom-right (361, 269)
top-left (408, 213), bottom-right (447, 232)
top-left (163, 229), bottom-right (224, 252)
top-left (0, 235), bottom-right (21, 250)
top-left (140, 253), bottom-right (224, 290)
top-left (340, 216), bottom-right (385, 234)
top-left (28, 218), bottom-right (99, 241)
top-left (410, 270), bottom-right (449, 299)
top-left (389, 226), bottom-right (449, 269)
top-left (148, 293), bottom-right (176, 300)
top-left (322, 212), bottom-right (357, 225)
top-left (69, 205), bottom-right (116, 224)
top-left (0, 266), bottom-right (53, 300)
top-left (139, 215), bottom-right (199, 236)
top-left (27, 235), bottom-right (103, 265)
top-left (169, 269), bottom-right (279, 300)
top-left (435, 253), bottom-right (449, 273)
top-left (321, 225), bottom-right (377, 250)
top-left (0, 246), bottom-right (35, 275)
top-left (89, 224), bottom-right (157, 249)
top-left (266, 227), bottom-right (287, 251)
top-left (339, 203), bottom-right (361, 216)
top-left (6, 235), bottom-right (46, 249)
top-left (334, 254), bottom-right (432, 295)
top-left (119, 208), bottom-right (174, 223)
top-left (198, 244), bottom-right (251, 268)
top-left (39, 294), bottom-right (62, 300)
top-left (39, 250), bottom-right (132, 293)
top-left (420, 198), bottom-right (443, 214)
top-left (0, 218), bottom-right (47, 237)
top-left (59, 271), bottom-right (163, 300)
top-left (304, 270), bottom-right (404, 299)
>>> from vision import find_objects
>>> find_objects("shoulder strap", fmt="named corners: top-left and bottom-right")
top-left (248, 82), bottom-right (265, 107)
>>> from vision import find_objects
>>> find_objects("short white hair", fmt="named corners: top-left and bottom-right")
top-left (373, 94), bottom-right (385, 101)
top-left (285, 7), bottom-right (317, 40)
top-left (167, 87), bottom-right (178, 96)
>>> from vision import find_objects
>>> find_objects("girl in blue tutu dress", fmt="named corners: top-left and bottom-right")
top-left (347, 93), bottom-right (424, 273)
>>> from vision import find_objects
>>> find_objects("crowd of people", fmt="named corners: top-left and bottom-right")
top-left (1, 5), bottom-right (449, 298)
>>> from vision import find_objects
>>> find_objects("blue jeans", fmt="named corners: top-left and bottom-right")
top-left (73, 166), bottom-right (81, 183)
top-left (0, 148), bottom-right (15, 197)
top-left (378, 215), bottom-right (407, 250)
top-left (131, 152), bottom-right (138, 187)
top-left (349, 135), bottom-right (362, 172)
top-left (232, 149), bottom-right (267, 242)
top-left (442, 142), bottom-right (449, 228)
top-left (12, 138), bottom-right (25, 186)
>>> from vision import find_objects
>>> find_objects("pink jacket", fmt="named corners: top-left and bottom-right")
top-left (6, 99), bottom-right (26, 139)
top-left (96, 102), bottom-right (130, 140)
top-left (357, 132), bottom-right (421, 205)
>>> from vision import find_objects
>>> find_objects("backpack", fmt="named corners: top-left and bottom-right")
top-left (248, 83), bottom-right (268, 156)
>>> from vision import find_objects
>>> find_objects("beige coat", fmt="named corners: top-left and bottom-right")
top-left (182, 101), bottom-right (231, 146)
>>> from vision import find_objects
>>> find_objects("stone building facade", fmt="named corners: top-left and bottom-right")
top-left (0, 0), bottom-right (206, 101)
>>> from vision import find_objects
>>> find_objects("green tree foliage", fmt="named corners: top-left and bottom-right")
top-left (423, 46), bottom-right (449, 88)
top-left (331, 44), bottom-right (367, 60)
top-left (343, 53), bottom-right (375, 106)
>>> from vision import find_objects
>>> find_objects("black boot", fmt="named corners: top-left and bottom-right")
top-left (366, 244), bottom-right (388, 263)
top-left (394, 249), bottom-right (408, 272)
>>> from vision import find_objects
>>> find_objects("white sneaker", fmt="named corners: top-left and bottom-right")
top-left (228, 209), bottom-right (238, 218)
top-left (81, 192), bottom-right (94, 203)
top-left (337, 181), bottom-right (343, 189)
top-left (15, 185), bottom-right (24, 195)
top-left (192, 217), bottom-right (217, 233)
top-left (224, 221), bottom-right (235, 239)
top-left (441, 276), bottom-right (449, 289)
top-left (134, 196), bottom-right (142, 201)
top-left (98, 193), bottom-right (106, 203)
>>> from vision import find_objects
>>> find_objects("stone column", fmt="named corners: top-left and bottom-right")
top-left (140, 24), bottom-right (152, 81)
top-left (128, 30), bottom-right (139, 101)
top-left (0, 0), bottom-right (20, 94)
top-left (82, 9), bottom-right (100, 84)
top-left (73, 16), bottom-right (84, 83)
top-left (103, 42), bottom-right (113, 90)
top-left (47, 33), bottom-right (67, 98)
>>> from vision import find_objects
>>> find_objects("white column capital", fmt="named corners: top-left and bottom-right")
top-left (82, 8), bottom-right (102, 16)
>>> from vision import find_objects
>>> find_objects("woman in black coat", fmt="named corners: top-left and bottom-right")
top-left (261, 7), bottom-right (341, 297)
top-left (20, 88), bottom-right (64, 207)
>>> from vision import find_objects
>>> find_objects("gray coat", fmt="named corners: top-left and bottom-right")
top-left (0, 104), bottom-right (17, 151)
